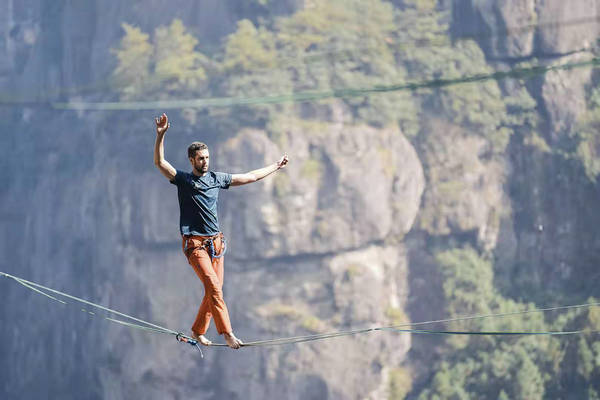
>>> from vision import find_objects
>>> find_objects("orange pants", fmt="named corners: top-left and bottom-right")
top-left (182, 234), bottom-right (232, 335)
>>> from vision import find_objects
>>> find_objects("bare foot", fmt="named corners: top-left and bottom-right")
top-left (224, 332), bottom-right (243, 349)
top-left (191, 332), bottom-right (212, 346)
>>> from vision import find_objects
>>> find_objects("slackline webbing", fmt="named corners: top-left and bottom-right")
top-left (51, 56), bottom-right (600, 111)
top-left (0, 16), bottom-right (597, 106)
top-left (1, 271), bottom-right (598, 350)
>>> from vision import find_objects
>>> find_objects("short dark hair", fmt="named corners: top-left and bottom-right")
top-left (188, 142), bottom-right (208, 158)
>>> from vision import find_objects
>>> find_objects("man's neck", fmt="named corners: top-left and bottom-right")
top-left (192, 169), bottom-right (208, 177)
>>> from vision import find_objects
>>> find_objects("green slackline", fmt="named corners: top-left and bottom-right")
top-left (51, 57), bottom-right (600, 111)
top-left (0, 16), bottom-right (597, 103)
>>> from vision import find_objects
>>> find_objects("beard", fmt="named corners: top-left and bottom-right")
top-left (194, 163), bottom-right (208, 174)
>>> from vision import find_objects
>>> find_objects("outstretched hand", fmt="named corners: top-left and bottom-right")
top-left (155, 113), bottom-right (170, 135)
top-left (277, 154), bottom-right (289, 169)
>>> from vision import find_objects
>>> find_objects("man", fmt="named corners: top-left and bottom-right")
top-left (153, 113), bottom-right (289, 349)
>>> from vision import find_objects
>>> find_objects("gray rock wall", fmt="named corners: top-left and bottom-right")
top-left (452, 0), bottom-right (599, 60)
top-left (449, 0), bottom-right (600, 303)
top-left (1, 0), bottom-right (599, 398)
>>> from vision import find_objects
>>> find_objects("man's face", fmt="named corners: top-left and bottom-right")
top-left (190, 149), bottom-right (210, 174)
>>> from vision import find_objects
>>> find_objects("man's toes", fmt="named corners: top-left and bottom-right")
top-left (198, 335), bottom-right (212, 346)
top-left (191, 332), bottom-right (212, 346)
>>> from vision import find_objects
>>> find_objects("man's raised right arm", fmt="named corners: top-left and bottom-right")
top-left (154, 113), bottom-right (177, 181)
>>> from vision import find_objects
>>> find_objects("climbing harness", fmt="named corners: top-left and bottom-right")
top-left (184, 233), bottom-right (227, 260)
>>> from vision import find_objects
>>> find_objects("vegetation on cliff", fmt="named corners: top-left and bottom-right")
top-left (109, 1), bottom-right (600, 398)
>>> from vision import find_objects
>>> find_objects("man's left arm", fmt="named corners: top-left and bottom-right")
top-left (230, 154), bottom-right (289, 186)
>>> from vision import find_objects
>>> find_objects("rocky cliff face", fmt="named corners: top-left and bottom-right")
top-left (0, 1), bottom-right (422, 397)
top-left (448, 0), bottom-right (600, 304)
top-left (453, 0), bottom-right (599, 60)
top-left (451, 0), bottom-right (597, 144)
top-left (219, 116), bottom-right (423, 257)
top-left (1, 0), bottom-right (598, 399)
top-left (214, 111), bottom-right (422, 398)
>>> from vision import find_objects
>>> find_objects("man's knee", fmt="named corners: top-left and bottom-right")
top-left (208, 286), bottom-right (224, 302)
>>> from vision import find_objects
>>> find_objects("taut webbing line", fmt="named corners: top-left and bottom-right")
top-left (0, 271), bottom-right (206, 354)
top-left (385, 302), bottom-right (600, 329)
top-left (1, 271), bottom-right (175, 335)
top-left (241, 327), bottom-right (598, 348)
top-left (2, 271), bottom-right (598, 350)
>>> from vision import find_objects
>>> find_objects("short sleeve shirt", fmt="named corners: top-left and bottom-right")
top-left (170, 170), bottom-right (232, 236)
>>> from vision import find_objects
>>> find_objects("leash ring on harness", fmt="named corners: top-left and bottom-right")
top-left (208, 235), bottom-right (227, 259)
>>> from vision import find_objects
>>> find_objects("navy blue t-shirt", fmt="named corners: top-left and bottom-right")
top-left (170, 170), bottom-right (232, 236)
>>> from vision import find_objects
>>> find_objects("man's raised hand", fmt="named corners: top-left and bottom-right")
top-left (155, 113), bottom-right (170, 135)
top-left (277, 154), bottom-right (289, 169)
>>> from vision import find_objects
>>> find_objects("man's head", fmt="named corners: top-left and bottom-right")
top-left (188, 142), bottom-right (209, 175)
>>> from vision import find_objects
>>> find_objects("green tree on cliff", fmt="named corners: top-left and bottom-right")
top-left (416, 246), bottom-right (600, 399)
top-left (573, 87), bottom-right (600, 181)
top-left (153, 19), bottom-right (210, 95)
top-left (112, 20), bottom-right (210, 99)
top-left (111, 23), bottom-right (153, 100)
